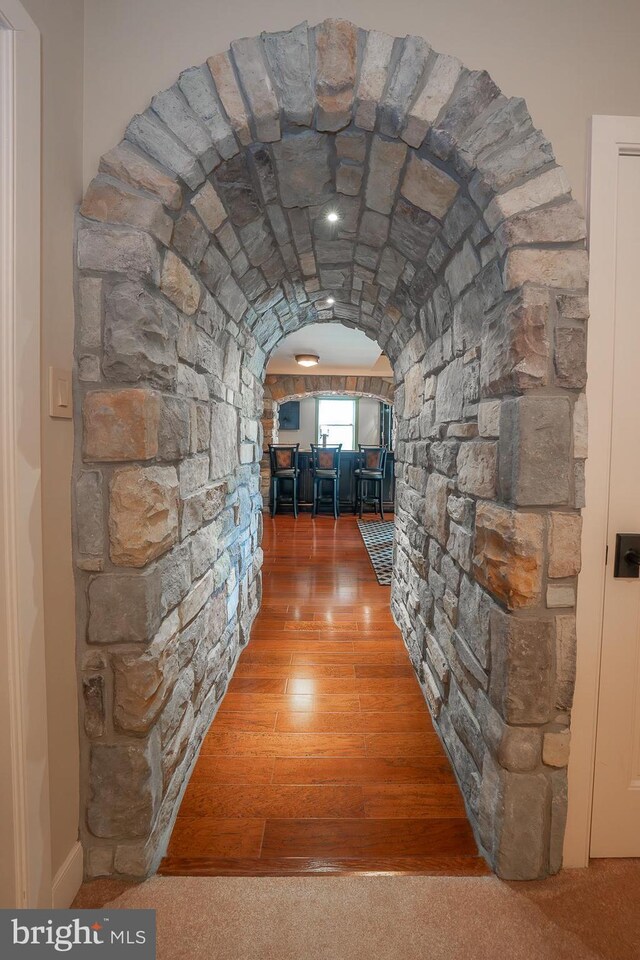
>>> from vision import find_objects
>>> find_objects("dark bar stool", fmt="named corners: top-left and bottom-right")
top-left (268, 444), bottom-right (300, 518)
top-left (310, 444), bottom-right (342, 519)
top-left (354, 445), bottom-right (388, 519)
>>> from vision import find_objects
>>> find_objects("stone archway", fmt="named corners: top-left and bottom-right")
top-left (73, 19), bottom-right (588, 881)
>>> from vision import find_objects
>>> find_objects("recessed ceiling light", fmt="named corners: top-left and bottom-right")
top-left (295, 353), bottom-right (320, 367)
top-left (326, 211), bottom-right (339, 223)
top-left (326, 297), bottom-right (335, 305)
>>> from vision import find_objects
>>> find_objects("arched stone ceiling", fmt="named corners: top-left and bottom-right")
top-left (78, 18), bottom-right (586, 382)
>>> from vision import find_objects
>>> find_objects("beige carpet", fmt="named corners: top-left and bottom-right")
top-left (74, 860), bottom-right (640, 960)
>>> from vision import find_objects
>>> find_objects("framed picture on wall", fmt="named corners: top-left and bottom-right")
top-left (279, 400), bottom-right (300, 431)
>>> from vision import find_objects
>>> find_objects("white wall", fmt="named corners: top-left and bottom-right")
top-left (279, 397), bottom-right (381, 448)
top-left (278, 398), bottom-right (317, 448)
top-left (20, 0), bottom-right (84, 885)
top-left (358, 398), bottom-right (381, 447)
top-left (83, 0), bottom-right (640, 204)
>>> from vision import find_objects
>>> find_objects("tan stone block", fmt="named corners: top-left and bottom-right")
top-left (191, 181), bottom-right (226, 233)
top-left (83, 389), bottom-right (160, 462)
top-left (481, 286), bottom-right (550, 395)
top-left (473, 502), bottom-right (544, 609)
top-left (207, 51), bottom-right (251, 145)
top-left (401, 153), bottom-right (459, 219)
top-left (496, 200), bottom-right (586, 248)
top-left (315, 19), bottom-right (358, 131)
top-left (548, 512), bottom-right (582, 578)
top-left (457, 441), bottom-right (497, 499)
top-left (80, 177), bottom-right (173, 245)
top-left (355, 30), bottom-right (395, 130)
top-left (546, 584), bottom-right (575, 608)
top-left (402, 53), bottom-right (462, 148)
top-left (109, 465), bottom-right (179, 567)
top-left (504, 248), bottom-right (588, 292)
top-left (112, 611), bottom-right (180, 734)
top-left (99, 141), bottom-right (183, 210)
top-left (485, 167), bottom-right (571, 230)
top-left (402, 363), bottom-right (424, 419)
top-left (161, 251), bottom-right (201, 315)
top-left (543, 729), bottom-right (571, 768)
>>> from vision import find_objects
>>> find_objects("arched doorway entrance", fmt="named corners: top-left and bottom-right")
top-left (261, 367), bottom-right (395, 506)
top-left (73, 19), bottom-right (587, 881)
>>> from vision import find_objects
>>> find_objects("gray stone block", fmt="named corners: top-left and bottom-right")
top-left (489, 607), bottom-right (554, 725)
top-left (87, 570), bottom-right (163, 645)
top-left (435, 357), bottom-right (465, 423)
top-left (457, 575), bottom-right (492, 669)
top-left (479, 753), bottom-right (550, 880)
top-left (126, 111), bottom-right (204, 190)
top-left (103, 281), bottom-right (178, 388)
top-left (151, 86), bottom-right (218, 174)
top-left (499, 396), bottom-right (571, 506)
top-left (178, 64), bottom-right (237, 160)
top-left (172, 210), bottom-right (209, 267)
top-left (272, 131), bottom-right (332, 208)
top-left (77, 224), bottom-right (161, 283)
top-left (230, 37), bottom-right (280, 143)
top-left (554, 324), bottom-right (587, 388)
top-left (263, 22), bottom-right (314, 127)
top-left (88, 734), bottom-right (161, 839)
top-left (429, 70), bottom-right (500, 160)
top-left (380, 35), bottom-right (431, 137)
top-left (76, 471), bottom-right (104, 558)
top-left (424, 472), bottom-right (450, 546)
top-left (213, 154), bottom-right (261, 228)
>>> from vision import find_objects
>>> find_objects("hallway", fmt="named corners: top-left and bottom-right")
top-left (160, 514), bottom-right (486, 876)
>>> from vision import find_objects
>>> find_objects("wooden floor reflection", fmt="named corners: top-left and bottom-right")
top-left (159, 512), bottom-right (487, 876)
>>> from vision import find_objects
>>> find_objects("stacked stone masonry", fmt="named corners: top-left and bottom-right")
top-left (73, 19), bottom-right (588, 881)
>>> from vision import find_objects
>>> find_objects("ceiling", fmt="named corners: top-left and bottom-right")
top-left (267, 323), bottom-right (393, 376)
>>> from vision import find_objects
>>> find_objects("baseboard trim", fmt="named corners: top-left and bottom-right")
top-left (52, 841), bottom-right (83, 908)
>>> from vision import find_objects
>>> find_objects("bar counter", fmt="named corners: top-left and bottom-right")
top-left (290, 449), bottom-right (395, 508)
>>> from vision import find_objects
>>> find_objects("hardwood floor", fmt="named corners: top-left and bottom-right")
top-left (159, 512), bottom-right (488, 877)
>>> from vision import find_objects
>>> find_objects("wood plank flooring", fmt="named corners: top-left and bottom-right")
top-left (159, 513), bottom-right (487, 877)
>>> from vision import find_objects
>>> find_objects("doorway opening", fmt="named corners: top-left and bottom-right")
top-left (72, 19), bottom-right (588, 881)
top-left (155, 320), bottom-right (487, 876)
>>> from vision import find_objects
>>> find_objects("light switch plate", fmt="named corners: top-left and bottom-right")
top-left (48, 366), bottom-right (73, 419)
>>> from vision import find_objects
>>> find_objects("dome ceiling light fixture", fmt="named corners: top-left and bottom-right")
top-left (326, 211), bottom-right (339, 223)
top-left (295, 353), bottom-right (320, 367)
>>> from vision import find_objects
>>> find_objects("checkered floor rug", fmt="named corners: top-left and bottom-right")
top-left (357, 518), bottom-right (394, 586)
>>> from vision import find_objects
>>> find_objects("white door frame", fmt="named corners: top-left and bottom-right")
top-left (564, 115), bottom-right (640, 867)
top-left (0, 0), bottom-right (52, 907)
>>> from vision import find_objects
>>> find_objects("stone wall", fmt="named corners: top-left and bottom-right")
top-left (260, 373), bottom-right (394, 500)
top-left (73, 19), bottom-right (587, 880)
